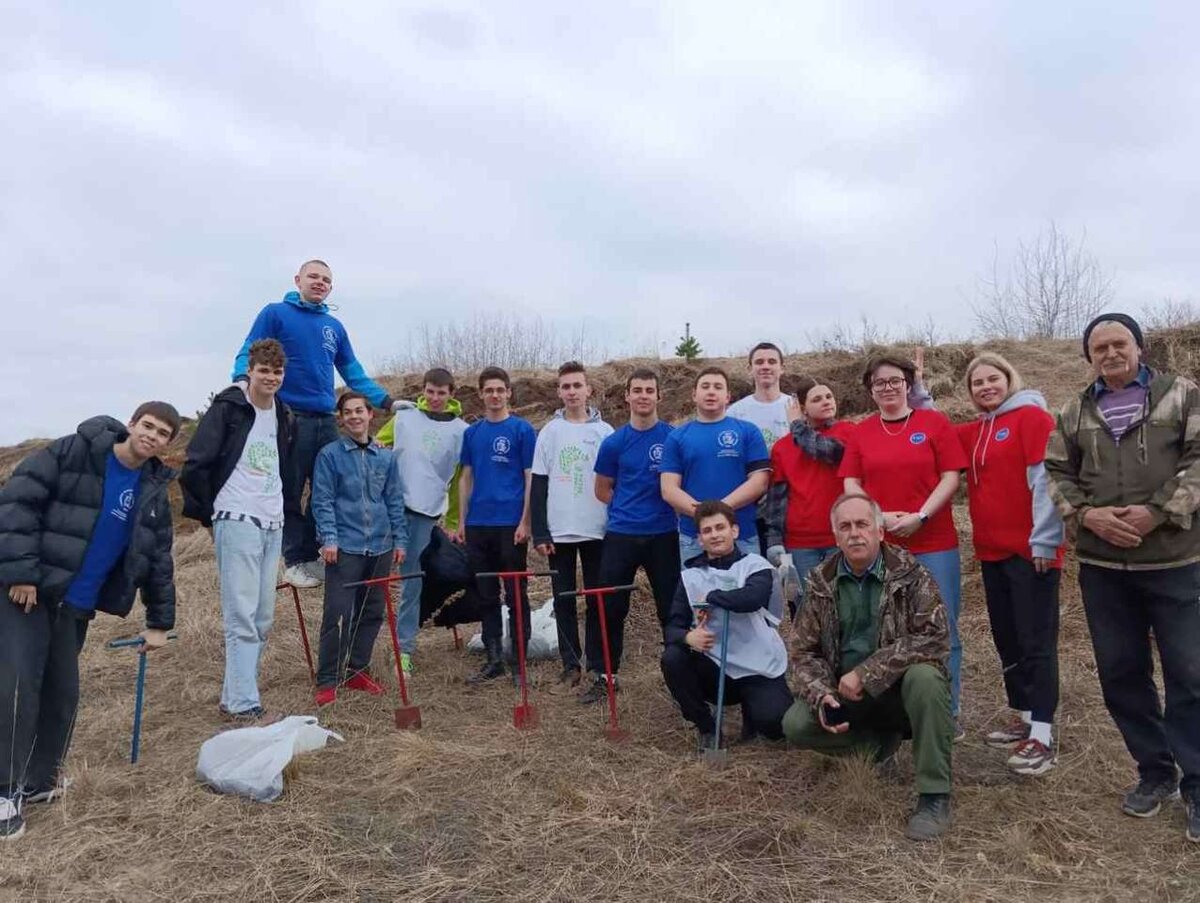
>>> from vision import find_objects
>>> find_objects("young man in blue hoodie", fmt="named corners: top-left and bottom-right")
top-left (232, 260), bottom-right (395, 589)
top-left (0, 402), bottom-right (181, 841)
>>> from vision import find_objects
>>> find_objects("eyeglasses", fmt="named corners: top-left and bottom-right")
top-left (870, 376), bottom-right (907, 390)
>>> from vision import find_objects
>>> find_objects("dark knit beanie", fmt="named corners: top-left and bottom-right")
top-left (1082, 312), bottom-right (1145, 361)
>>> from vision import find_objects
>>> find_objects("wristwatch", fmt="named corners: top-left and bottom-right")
top-left (917, 511), bottom-right (929, 524)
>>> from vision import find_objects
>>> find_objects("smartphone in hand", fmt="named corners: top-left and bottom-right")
top-left (822, 701), bottom-right (850, 727)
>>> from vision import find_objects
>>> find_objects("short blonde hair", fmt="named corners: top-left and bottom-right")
top-left (964, 351), bottom-right (1024, 410)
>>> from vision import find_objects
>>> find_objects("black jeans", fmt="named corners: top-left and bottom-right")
top-left (659, 643), bottom-right (791, 738)
top-left (316, 553), bottom-right (390, 688)
top-left (1079, 562), bottom-right (1200, 792)
top-left (0, 599), bottom-right (89, 800)
top-left (465, 526), bottom-right (530, 656)
top-left (548, 541), bottom-right (604, 671)
top-left (283, 412), bottom-right (339, 567)
top-left (593, 530), bottom-right (681, 674)
top-left (980, 556), bottom-right (1061, 723)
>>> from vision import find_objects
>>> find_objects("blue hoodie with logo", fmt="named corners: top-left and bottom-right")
top-left (232, 292), bottom-right (393, 415)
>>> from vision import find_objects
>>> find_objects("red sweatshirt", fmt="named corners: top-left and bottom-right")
top-left (838, 408), bottom-right (967, 554)
top-left (770, 420), bottom-right (858, 548)
top-left (956, 396), bottom-right (1065, 567)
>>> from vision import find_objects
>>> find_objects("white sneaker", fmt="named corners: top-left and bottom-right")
top-left (25, 776), bottom-right (73, 805)
top-left (282, 564), bottom-right (320, 588)
top-left (302, 559), bottom-right (326, 585)
top-left (0, 797), bottom-right (24, 841)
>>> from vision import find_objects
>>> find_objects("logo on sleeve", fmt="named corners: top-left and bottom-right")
top-left (995, 428), bottom-right (1011, 442)
top-left (909, 432), bottom-right (927, 445)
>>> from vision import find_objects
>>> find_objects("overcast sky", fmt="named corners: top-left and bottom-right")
top-left (3, 2), bottom-right (1197, 443)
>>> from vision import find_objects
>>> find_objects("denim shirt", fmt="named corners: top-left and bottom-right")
top-left (311, 437), bottom-right (408, 555)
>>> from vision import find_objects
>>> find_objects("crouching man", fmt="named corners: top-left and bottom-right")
top-left (310, 392), bottom-right (407, 707)
top-left (660, 500), bottom-right (791, 752)
top-left (0, 403), bottom-right (181, 841)
top-left (784, 492), bottom-right (954, 841)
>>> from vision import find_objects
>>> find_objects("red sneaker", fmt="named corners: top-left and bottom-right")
top-left (315, 687), bottom-right (337, 707)
top-left (344, 671), bottom-right (386, 696)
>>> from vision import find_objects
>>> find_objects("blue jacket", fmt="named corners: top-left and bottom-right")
top-left (232, 292), bottom-right (393, 415)
top-left (311, 438), bottom-right (408, 556)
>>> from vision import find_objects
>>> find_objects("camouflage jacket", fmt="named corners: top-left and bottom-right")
top-left (1044, 368), bottom-right (1200, 570)
top-left (787, 544), bottom-right (949, 707)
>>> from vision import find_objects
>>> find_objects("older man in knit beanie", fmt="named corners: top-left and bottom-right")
top-left (1045, 313), bottom-right (1200, 843)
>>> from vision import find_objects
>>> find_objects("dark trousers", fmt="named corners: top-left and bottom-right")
top-left (594, 530), bottom-right (681, 674)
top-left (548, 540), bottom-right (604, 670)
top-left (659, 644), bottom-right (791, 739)
top-left (315, 552), bottom-right (389, 688)
top-left (283, 412), bottom-right (339, 567)
top-left (465, 526), bottom-right (530, 655)
top-left (980, 556), bottom-right (1061, 723)
top-left (1079, 562), bottom-right (1200, 792)
top-left (0, 599), bottom-right (89, 800)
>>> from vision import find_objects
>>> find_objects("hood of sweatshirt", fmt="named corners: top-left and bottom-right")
top-left (282, 290), bottom-right (330, 314)
top-left (551, 406), bottom-right (603, 424)
top-left (969, 388), bottom-right (1048, 485)
top-left (417, 395), bottom-right (463, 421)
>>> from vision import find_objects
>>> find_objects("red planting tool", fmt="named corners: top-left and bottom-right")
top-left (557, 584), bottom-right (638, 741)
top-left (475, 570), bottom-right (556, 730)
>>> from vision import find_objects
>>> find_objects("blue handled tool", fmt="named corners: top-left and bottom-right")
top-left (705, 610), bottom-right (732, 765)
top-left (107, 633), bottom-right (176, 763)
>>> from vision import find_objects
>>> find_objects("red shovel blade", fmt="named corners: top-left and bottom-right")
top-left (394, 705), bottom-right (422, 731)
top-left (513, 703), bottom-right (539, 730)
top-left (603, 725), bottom-right (630, 743)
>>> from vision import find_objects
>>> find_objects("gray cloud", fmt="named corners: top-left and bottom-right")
top-left (3, 1), bottom-right (1197, 442)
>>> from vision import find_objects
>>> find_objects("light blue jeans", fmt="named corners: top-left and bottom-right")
top-left (915, 548), bottom-right (963, 716)
top-left (214, 518), bottom-right (283, 713)
top-left (396, 511), bottom-right (438, 654)
top-left (786, 546), bottom-right (838, 612)
top-left (678, 533), bottom-right (759, 564)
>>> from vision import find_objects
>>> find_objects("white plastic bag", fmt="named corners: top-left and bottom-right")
top-left (196, 715), bottom-right (343, 802)
top-left (466, 596), bottom-right (559, 659)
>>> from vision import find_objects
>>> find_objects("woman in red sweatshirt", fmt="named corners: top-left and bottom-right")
top-left (957, 351), bottom-right (1064, 777)
top-left (763, 377), bottom-right (858, 615)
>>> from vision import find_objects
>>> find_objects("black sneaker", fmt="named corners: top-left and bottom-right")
top-left (0, 796), bottom-right (24, 841)
top-left (1186, 792), bottom-right (1200, 843)
top-left (466, 660), bottom-right (506, 685)
top-left (24, 777), bottom-right (73, 805)
top-left (579, 675), bottom-right (617, 705)
top-left (219, 704), bottom-right (266, 723)
top-left (905, 793), bottom-right (952, 841)
top-left (1122, 777), bottom-right (1180, 818)
top-left (556, 666), bottom-right (581, 687)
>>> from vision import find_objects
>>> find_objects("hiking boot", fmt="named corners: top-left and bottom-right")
top-left (905, 793), bottom-right (952, 841)
top-left (344, 671), bottom-right (386, 696)
top-left (0, 797), bottom-right (24, 841)
top-left (986, 715), bottom-right (1030, 748)
top-left (579, 675), bottom-right (617, 705)
top-left (1186, 791), bottom-right (1200, 843)
top-left (400, 653), bottom-right (414, 674)
top-left (282, 563), bottom-right (320, 589)
top-left (1122, 777), bottom-right (1180, 818)
top-left (1007, 739), bottom-right (1056, 776)
top-left (219, 704), bottom-right (267, 723)
top-left (467, 639), bottom-right (506, 685)
top-left (315, 687), bottom-right (337, 707)
top-left (556, 666), bottom-right (582, 688)
top-left (303, 559), bottom-right (326, 585)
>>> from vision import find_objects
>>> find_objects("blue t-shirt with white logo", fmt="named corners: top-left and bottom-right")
top-left (65, 453), bottom-right (143, 612)
top-left (660, 417), bottom-right (770, 538)
top-left (594, 421), bottom-right (677, 535)
top-left (460, 416), bottom-right (537, 527)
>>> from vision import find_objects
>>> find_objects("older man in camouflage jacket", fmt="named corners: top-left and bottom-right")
top-left (1045, 312), bottom-right (1200, 841)
top-left (784, 492), bottom-right (953, 841)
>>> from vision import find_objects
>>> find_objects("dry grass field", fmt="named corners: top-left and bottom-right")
top-left (4, 334), bottom-right (1200, 902)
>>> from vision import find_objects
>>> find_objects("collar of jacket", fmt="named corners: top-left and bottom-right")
top-left (835, 552), bottom-right (884, 585)
top-left (684, 547), bottom-right (745, 570)
top-left (338, 436), bottom-right (379, 453)
top-left (416, 395), bottom-right (463, 420)
top-left (1091, 363), bottom-right (1153, 398)
top-left (282, 290), bottom-right (330, 314)
top-left (552, 406), bottom-right (604, 424)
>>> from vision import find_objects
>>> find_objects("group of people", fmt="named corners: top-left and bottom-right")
top-left (2, 261), bottom-right (1198, 846)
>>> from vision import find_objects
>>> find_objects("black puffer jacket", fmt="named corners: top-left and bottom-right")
top-left (180, 386), bottom-right (297, 527)
top-left (0, 416), bottom-right (176, 628)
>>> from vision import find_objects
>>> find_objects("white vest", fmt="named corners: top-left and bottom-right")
top-left (680, 554), bottom-right (787, 680)
top-left (392, 408), bottom-right (468, 518)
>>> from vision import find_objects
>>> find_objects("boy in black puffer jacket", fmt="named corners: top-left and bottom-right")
top-left (0, 401), bottom-right (181, 842)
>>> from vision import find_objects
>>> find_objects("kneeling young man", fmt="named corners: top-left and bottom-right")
top-left (0, 402), bottom-right (181, 841)
top-left (660, 501), bottom-right (791, 752)
top-left (310, 392), bottom-right (407, 706)
top-left (784, 492), bottom-right (953, 841)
